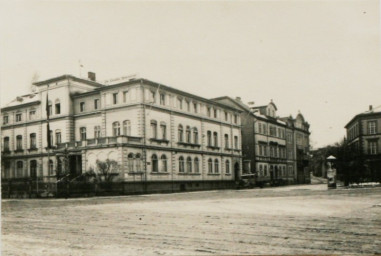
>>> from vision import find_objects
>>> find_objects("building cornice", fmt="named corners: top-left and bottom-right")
top-left (1, 101), bottom-right (41, 112)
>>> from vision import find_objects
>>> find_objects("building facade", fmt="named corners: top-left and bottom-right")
top-left (345, 105), bottom-right (381, 181)
top-left (1, 74), bottom-right (243, 196)
top-left (213, 97), bottom-right (310, 185)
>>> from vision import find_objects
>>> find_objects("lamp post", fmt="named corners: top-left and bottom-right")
top-left (326, 155), bottom-right (337, 189)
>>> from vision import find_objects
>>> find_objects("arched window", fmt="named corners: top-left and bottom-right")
top-left (55, 99), bottom-right (61, 114)
top-left (207, 131), bottom-right (212, 146)
top-left (30, 133), bottom-right (37, 149)
top-left (161, 155), bottom-right (167, 172)
top-left (187, 157), bottom-right (192, 173)
top-left (178, 124), bottom-right (184, 142)
top-left (80, 127), bottom-right (86, 141)
top-left (152, 154), bottom-right (158, 172)
top-left (3, 137), bottom-right (10, 151)
top-left (150, 120), bottom-right (157, 139)
top-left (225, 160), bottom-right (230, 174)
top-left (123, 120), bottom-right (131, 136)
top-left (128, 153), bottom-right (134, 172)
top-left (208, 159), bottom-right (213, 173)
top-left (113, 122), bottom-right (120, 136)
top-left (17, 161), bottom-right (23, 178)
top-left (194, 158), bottom-right (199, 173)
top-left (186, 126), bottom-right (191, 143)
top-left (214, 159), bottom-right (219, 173)
top-left (179, 156), bottom-right (185, 172)
top-left (16, 135), bottom-right (23, 150)
top-left (193, 128), bottom-right (198, 144)
top-left (234, 136), bottom-right (238, 149)
top-left (55, 130), bottom-right (61, 145)
top-left (224, 134), bottom-right (229, 149)
top-left (135, 154), bottom-right (142, 171)
top-left (213, 132), bottom-right (218, 147)
top-left (49, 159), bottom-right (54, 176)
top-left (94, 126), bottom-right (101, 138)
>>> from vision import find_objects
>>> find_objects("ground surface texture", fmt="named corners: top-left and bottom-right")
top-left (2, 184), bottom-right (381, 255)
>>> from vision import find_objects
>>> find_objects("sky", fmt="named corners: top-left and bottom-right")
top-left (1, 0), bottom-right (380, 149)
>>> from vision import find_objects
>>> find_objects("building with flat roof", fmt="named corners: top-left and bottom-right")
top-left (345, 105), bottom-right (381, 181)
top-left (1, 73), bottom-right (243, 197)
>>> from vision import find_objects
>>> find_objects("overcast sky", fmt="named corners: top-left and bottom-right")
top-left (1, 0), bottom-right (380, 148)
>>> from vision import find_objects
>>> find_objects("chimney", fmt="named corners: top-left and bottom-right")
top-left (236, 97), bottom-right (242, 102)
top-left (88, 72), bottom-right (96, 82)
top-left (369, 105), bottom-right (373, 111)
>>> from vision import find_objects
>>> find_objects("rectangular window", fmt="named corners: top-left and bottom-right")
top-left (3, 116), bottom-right (8, 125)
top-left (123, 91), bottom-right (129, 103)
top-left (161, 125), bottom-right (166, 139)
top-left (80, 128), bottom-right (86, 141)
top-left (186, 101), bottom-right (190, 112)
top-left (94, 99), bottom-right (99, 110)
top-left (151, 122), bottom-right (157, 139)
top-left (207, 107), bottom-right (211, 117)
top-left (55, 132), bottom-right (61, 145)
top-left (177, 98), bottom-right (183, 109)
top-left (55, 103), bottom-right (61, 114)
top-left (113, 93), bottom-right (118, 104)
top-left (29, 110), bottom-right (36, 120)
top-left (234, 114), bottom-right (238, 124)
top-left (224, 111), bottom-right (228, 121)
top-left (214, 109), bottom-right (217, 118)
top-left (369, 141), bottom-right (377, 155)
top-left (80, 102), bottom-right (85, 112)
top-left (160, 94), bottom-right (165, 105)
top-left (193, 103), bottom-right (198, 113)
top-left (258, 123), bottom-right (262, 133)
top-left (30, 134), bottom-right (36, 149)
top-left (368, 121), bottom-right (376, 134)
top-left (234, 136), bottom-right (238, 149)
top-left (16, 113), bottom-right (22, 122)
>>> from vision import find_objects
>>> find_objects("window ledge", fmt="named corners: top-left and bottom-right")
top-left (207, 146), bottom-right (220, 150)
top-left (14, 149), bottom-right (24, 153)
top-left (177, 142), bottom-right (201, 147)
top-left (128, 171), bottom-right (144, 175)
top-left (150, 172), bottom-right (169, 175)
top-left (207, 173), bottom-right (220, 176)
top-left (178, 172), bottom-right (201, 175)
top-left (28, 148), bottom-right (38, 152)
top-left (150, 138), bottom-right (170, 144)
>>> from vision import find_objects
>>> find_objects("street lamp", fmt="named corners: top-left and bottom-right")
top-left (326, 155), bottom-right (337, 189)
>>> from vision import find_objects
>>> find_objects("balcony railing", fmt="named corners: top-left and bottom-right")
top-left (55, 136), bottom-right (143, 149)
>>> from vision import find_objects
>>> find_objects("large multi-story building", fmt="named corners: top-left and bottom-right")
top-left (1, 73), bottom-right (243, 196)
top-left (345, 105), bottom-right (381, 180)
top-left (213, 97), bottom-right (310, 185)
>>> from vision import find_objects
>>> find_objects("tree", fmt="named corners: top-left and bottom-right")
top-left (95, 159), bottom-right (120, 182)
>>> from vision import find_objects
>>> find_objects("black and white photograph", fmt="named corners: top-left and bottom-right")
top-left (1, 0), bottom-right (380, 255)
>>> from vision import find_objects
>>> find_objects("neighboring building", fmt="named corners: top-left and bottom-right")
top-left (213, 97), bottom-right (310, 185)
top-left (1, 73), bottom-right (243, 196)
top-left (345, 105), bottom-right (381, 180)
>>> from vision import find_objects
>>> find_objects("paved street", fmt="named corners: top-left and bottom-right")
top-left (2, 184), bottom-right (381, 255)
